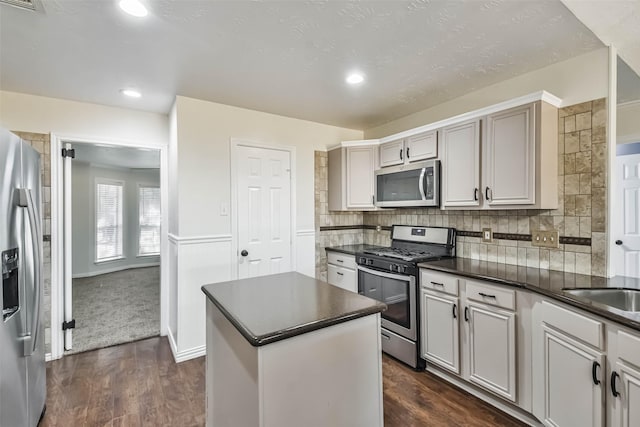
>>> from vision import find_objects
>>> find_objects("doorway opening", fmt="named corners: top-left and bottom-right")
top-left (57, 141), bottom-right (163, 354)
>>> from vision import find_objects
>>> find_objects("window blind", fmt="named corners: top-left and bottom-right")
top-left (139, 186), bottom-right (161, 256)
top-left (96, 182), bottom-right (124, 261)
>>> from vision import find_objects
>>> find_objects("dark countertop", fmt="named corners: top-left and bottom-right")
top-left (201, 272), bottom-right (386, 347)
top-left (418, 258), bottom-right (640, 331)
top-left (325, 244), bottom-right (384, 256)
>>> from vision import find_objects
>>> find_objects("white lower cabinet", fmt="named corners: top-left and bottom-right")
top-left (613, 362), bottom-right (640, 427)
top-left (467, 302), bottom-right (517, 402)
top-left (538, 325), bottom-right (605, 427)
top-left (326, 252), bottom-right (357, 292)
top-left (421, 290), bottom-right (460, 374)
top-left (419, 272), bottom-right (518, 404)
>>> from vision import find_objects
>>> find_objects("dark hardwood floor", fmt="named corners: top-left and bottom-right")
top-left (41, 337), bottom-right (525, 426)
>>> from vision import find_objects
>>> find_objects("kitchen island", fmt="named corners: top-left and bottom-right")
top-left (201, 272), bottom-right (386, 427)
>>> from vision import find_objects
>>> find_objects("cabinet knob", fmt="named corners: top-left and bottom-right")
top-left (241, 250), bottom-right (248, 257)
top-left (615, 240), bottom-right (623, 246)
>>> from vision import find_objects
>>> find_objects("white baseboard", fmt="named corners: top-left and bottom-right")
top-left (167, 327), bottom-right (205, 363)
top-left (72, 262), bottom-right (160, 279)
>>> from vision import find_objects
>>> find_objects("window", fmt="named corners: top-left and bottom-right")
top-left (138, 185), bottom-right (161, 256)
top-left (95, 180), bottom-right (124, 262)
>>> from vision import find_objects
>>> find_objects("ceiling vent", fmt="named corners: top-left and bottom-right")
top-left (0, 0), bottom-right (40, 11)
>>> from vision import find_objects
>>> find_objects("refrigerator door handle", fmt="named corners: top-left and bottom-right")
top-left (18, 188), bottom-right (42, 356)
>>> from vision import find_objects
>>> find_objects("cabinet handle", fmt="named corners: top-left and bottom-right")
top-left (452, 303), bottom-right (457, 319)
top-left (485, 186), bottom-right (491, 201)
top-left (474, 188), bottom-right (479, 201)
top-left (336, 259), bottom-right (344, 263)
top-left (406, 147), bottom-right (410, 159)
top-left (464, 307), bottom-right (469, 322)
top-left (478, 292), bottom-right (496, 299)
top-left (611, 371), bottom-right (620, 397)
top-left (592, 361), bottom-right (601, 386)
top-left (400, 148), bottom-right (403, 161)
top-left (430, 281), bottom-right (445, 288)
top-left (381, 332), bottom-right (391, 340)
top-left (372, 195), bottom-right (375, 205)
top-left (336, 272), bottom-right (344, 276)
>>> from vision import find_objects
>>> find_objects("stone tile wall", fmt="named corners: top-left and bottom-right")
top-left (14, 131), bottom-right (52, 354)
top-left (315, 98), bottom-right (609, 278)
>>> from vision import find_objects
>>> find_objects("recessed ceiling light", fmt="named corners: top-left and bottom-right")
top-left (120, 88), bottom-right (142, 98)
top-left (118, 0), bottom-right (148, 17)
top-left (346, 73), bottom-right (365, 85)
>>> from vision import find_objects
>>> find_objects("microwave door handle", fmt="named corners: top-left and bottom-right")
top-left (18, 188), bottom-right (42, 356)
top-left (418, 168), bottom-right (427, 200)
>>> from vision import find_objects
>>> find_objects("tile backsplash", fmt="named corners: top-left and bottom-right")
top-left (315, 98), bottom-right (608, 278)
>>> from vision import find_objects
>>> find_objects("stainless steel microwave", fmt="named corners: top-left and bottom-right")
top-left (374, 160), bottom-right (440, 207)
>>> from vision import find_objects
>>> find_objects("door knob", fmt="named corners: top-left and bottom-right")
top-left (241, 250), bottom-right (248, 257)
top-left (615, 240), bottom-right (623, 246)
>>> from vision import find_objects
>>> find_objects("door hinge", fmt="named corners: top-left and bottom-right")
top-left (62, 319), bottom-right (76, 330)
top-left (61, 148), bottom-right (75, 159)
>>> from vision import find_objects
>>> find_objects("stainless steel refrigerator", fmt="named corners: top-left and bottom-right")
top-left (0, 127), bottom-right (46, 426)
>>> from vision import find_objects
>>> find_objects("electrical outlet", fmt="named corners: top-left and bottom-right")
top-left (531, 230), bottom-right (560, 248)
top-left (376, 225), bottom-right (381, 232)
top-left (482, 228), bottom-right (492, 243)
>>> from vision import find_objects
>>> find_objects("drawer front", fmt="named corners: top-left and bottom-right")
top-left (466, 281), bottom-right (516, 311)
top-left (541, 300), bottom-right (604, 350)
top-left (327, 264), bottom-right (357, 293)
top-left (327, 252), bottom-right (357, 270)
top-left (420, 270), bottom-right (459, 296)
top-left (618, 330), bottom-right (640, 369)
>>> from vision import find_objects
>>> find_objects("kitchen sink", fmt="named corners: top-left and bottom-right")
top-left (563, 288), bottom-right (640, 312)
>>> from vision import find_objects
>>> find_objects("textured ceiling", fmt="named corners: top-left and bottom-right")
top-left (0, 0), bottom-right (603, 129)
top-left (562, 0), bottom-right (640, 82)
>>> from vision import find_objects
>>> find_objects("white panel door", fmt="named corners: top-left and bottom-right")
top-left (420, 289), bottom-right (460, 374)
top-left (379, 139), bottom-right (404, 168)
top-left (441, 119), bottom-right (481, 207)
top-left (615, 153), bottom-right (640, 277)
top-left (485, 104), bottom-right (535, 206)
top-left (237, 146), bottom-right (292, 279)
top-left (613, 362), bottom-right (640, 427)
top-left (346, 146), bottom-right (376, 209)
top-left (406, 131), bottom-right (437, 162)
top-left (467, 302), bottom-right (517, 402)
top-left (539, 325), bottom-right (605, 427)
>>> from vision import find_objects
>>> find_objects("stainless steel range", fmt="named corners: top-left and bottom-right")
top-left (356, 225), bottom-right (456, 369)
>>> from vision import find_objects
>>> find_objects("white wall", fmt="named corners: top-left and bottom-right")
top-left (168, 96), bottom-right (363, 358)
top-left (0, 91), bottom-right (168, 146)
top-left (618, 101), bottom-right (640, 144)
top-left (71, 162), bottom-right (160, 277)
top-left (173, 96), bottom-right (362, 236)
top-left (365, 48), bottom-right (610, 138)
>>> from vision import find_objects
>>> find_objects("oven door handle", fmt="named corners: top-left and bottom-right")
top-left (357, 265), bottom-right (416, 284)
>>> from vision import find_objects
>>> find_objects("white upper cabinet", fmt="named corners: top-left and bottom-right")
top-left (328, 141), bottom-right (379, 211)
top-left (441, 101), bottom-right (558, 210)
top-left (406, 131), bottom-right (437, 162)
top-left (484, 104), bottom-right (535, 206)
top-left (441, 119), bottom-right (481, 207)
top-left (379, 131), bottom-right (437, 168)
top-left (379, 139), bottom-right (404, 168)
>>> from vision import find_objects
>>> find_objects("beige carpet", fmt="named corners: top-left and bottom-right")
top-left (67, 266), bottom-right (160, 354)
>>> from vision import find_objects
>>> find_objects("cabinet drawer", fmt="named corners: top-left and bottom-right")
top-left (420, 270), bottom-right (459, 296)
top-left (327, 264), bottom-right (357, 293)
top-left (466, 281), bottom-right (515, 311)
top-left (327, 252), bottom-right (356, 270)
top-left (541, 301), bottom-right (604, 350)
top-left (617, 330), bottom-right (640, 369)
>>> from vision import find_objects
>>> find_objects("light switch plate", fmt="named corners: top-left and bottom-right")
top-left (482, 228), bottom-right (492, 243)
top-left (531, 230), bottom-right (560, 248)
